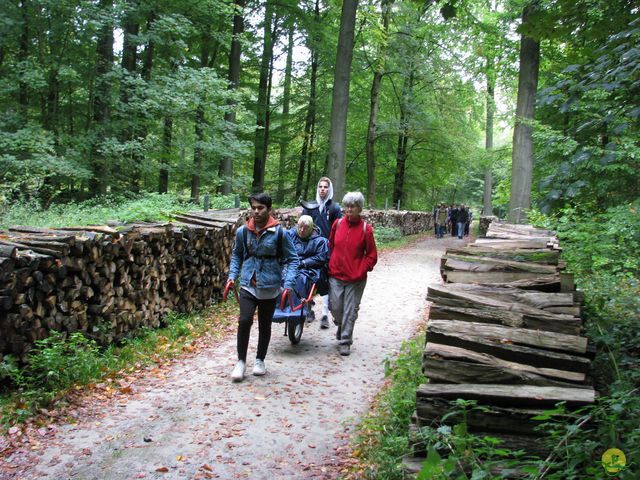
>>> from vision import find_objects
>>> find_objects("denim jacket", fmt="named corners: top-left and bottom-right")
top-left (228, 223), bottom-right (299, 290)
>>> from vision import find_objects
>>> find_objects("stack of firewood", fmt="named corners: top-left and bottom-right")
top-left (404, 223), bottom-right (596, 475)
top-left (440, 222), bottom-right (573, 291)
top-left (275, 207), bottom-right (433, 235)
top-left (0, 210), bottom-right (242, 361)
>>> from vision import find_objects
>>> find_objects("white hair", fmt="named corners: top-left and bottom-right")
top-left (297, 214), bottom-right (314, 238)
top-left (297, 215), bottom-right (314, 228)
top-left (342, 191), bottom-right (365, 209)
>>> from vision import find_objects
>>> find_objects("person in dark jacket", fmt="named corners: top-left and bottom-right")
top-left (457, 205), bottom-right (469, 239)
top-left (284, 215), bottom-right (329, 322)
top-left (301, 177), bottom-right (342, 328)
top-left (288, 215), bottom-right (329, 275)
top-left (328, 192), bottom-right (378, 356)
top-left (226, 193), bottom-right (299, 382)
top-left (449, 205), bottom-right (459, 237)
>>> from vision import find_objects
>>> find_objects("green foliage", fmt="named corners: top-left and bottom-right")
top-left (0, 192), bottom-right (236, 229)
top-left (415, 422), bottom-right (540, 479)
top-left (0, 355), bottom-right (23, 387)
top-left (556, 201), bottom-right (640, 279)
top-left (536, 15), bottom-right (640, 210)
top-left (353, 335), bottom-right (426, 479)
top-left (0, 124), bottom-right (92, 203)
top-left (374, 226), bottom-right (403, 245)
top-left (524, 204), bottom-right (640, 479)
top-left (20, 332), bottom-right (105, 394)
top-left (536, 392), bottom-right (640, 480)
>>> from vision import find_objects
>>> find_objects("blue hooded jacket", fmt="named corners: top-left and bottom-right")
top-left (286, 227), bottom-right (329, 283)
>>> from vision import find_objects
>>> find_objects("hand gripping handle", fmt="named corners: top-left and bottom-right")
top-left (223, 280), bottom-right (239, 303)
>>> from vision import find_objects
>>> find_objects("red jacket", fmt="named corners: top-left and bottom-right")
top-left (328, 217), bottom-right (378, 283)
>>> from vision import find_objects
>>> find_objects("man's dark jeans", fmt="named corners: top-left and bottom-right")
top-left (237, 289), bottom-right (277, 362)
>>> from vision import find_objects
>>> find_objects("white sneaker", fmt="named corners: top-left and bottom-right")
top-left (231, 360), bottom-right (246, 382)
top-left (252, 359), bottom-right (266, 376)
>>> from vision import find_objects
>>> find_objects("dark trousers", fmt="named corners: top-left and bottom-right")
top-left (237, 289), bottom-right (277, 362)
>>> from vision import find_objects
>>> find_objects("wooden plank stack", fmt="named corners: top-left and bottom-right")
top-left (0, 209), bottom-right (243, 361)
top-left (275, 207), bottom-right (434, 235)
top-left (404, 222), bottom-right (596, 474)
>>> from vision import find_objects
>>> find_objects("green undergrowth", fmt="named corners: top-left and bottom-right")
top-left (0, 192), bottom-right (237, 229)
top-left (376, 229), bottom-right (424, 250)
top-left (349, 205), bottom-right (639, 479)
top-left (0, 301), bottom-right (238, 427)
top-left (350, 334), bottom-right (427, 479)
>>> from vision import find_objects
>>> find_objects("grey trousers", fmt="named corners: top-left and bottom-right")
top-left (328, 277), bottom-right (367, 345)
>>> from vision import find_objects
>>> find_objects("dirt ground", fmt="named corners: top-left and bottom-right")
top-left (1, 234), bottom-right (468, 480)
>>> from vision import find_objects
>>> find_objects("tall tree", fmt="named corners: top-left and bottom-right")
top-left (18, 0), bottom-right (29, 127)
top-left (252, 0), bottom-right (276, 193)
top-left (327, 0), bottom-right (359, 201)
top-left (392, 69), bottom-right (414, 208)
top-left (219, 0), bottom-right (245, 195)
top-left (508, 2), bottom-right (540, 223)
top-left (296, 0), bottom-right (320, 201)
top-left (365, 0), bottom-right (393, 207)
top-left (190, 34), bottom-right (219, 202)
top-left (88, 0), bottom-right (115, 195)
top-left (483, 71), bottom-right (495, 216)
top-left (276, 24), bottom-right (294, 203)
top-left (119, 0), bottom-right (142, 192)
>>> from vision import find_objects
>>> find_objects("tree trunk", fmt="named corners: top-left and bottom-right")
top-left (88, 0), bottom-right (114, 196)
top-left (43, 49), bottom-right (60, 140)
top-left (190, 38), bottom-right (213, 203)
top-left (297, 50), bottom-right (318, 201)
top-left (139, 11), bottom-right (161, 192)
top-left (159, 116), bottom-right (172, 194)
top-left (365, 0), bottom-right (392, 208)
top-left (327, 0), bottom-right (359, 201)
top-left (263, 26), bottom-right (277, 180)
top-left (508, 3), bottom-right (540, 224)
top-left (296, 0), bottom-right (320, 201)
top-left (392, 71), bottom-right (413, 208)
top-left (18, 0), bottom-right (29, 126)
top-left (252, 0), bottom-right (275, 193)
top-left (219, 0), bottom-right (245, 195)
top-left (141, 11), bottom-right (154, 81)
top-left (190, 103), bottom-right (205, 203)
top-left (276, 25), bottom-right (294, 203)
top-left (483, 71), bottom-right (495, 216)
top-left (304, 120), bottom-right (315, 199)
top-left (120, 1), bottom-right (141, 192)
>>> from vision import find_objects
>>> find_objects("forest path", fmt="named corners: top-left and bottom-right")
top-left (3, 234), bottom-right (469, 480)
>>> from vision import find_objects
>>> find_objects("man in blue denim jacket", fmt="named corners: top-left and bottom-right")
top-left (226, 193), bottom-right (299, 382)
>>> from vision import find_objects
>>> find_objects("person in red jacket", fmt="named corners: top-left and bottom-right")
top-left (328, 191), bottom-right (378, 356)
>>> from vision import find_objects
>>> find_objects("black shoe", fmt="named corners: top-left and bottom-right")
top-left (339, 344), bottom-right (350, 356)
top-left (320, 315), bottom-right (329, 329)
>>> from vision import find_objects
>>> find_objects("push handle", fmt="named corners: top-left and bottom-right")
top-left (281, 284), bottom-right (317, 312)
top-left (223, 280), bottom-right (239, 303)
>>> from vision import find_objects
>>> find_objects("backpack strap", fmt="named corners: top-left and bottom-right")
top-left (242, 225), bottom-right (248, 260)
top-left (243, 224), bottom-right (283, 260)
top-left (276, 225), bottom-right (283, 259)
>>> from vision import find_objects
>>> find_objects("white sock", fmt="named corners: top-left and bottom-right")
top-left (322, 295), bottom-right (330, 316)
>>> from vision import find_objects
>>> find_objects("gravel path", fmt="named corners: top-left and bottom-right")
top-left (2, 234), bottom-right (467, 480)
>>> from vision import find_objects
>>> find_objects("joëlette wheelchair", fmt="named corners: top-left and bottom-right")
top-left (223, 269), bottom-right (317, 345)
